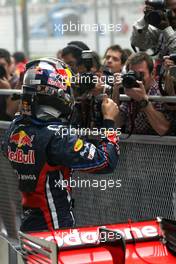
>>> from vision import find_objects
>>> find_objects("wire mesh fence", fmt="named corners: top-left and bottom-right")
top-left (72, 140), bottom-right (176, 226)
top-left (0, 125), bottom-right (176, 238)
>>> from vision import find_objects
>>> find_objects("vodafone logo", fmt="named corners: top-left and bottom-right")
top-left (39, 225), bottom-right (158, 248)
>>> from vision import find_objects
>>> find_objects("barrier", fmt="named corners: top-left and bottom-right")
top-left (72, 135), bottom-right (176, 226)
top-left (0, 128), bottom-right (21, 239)
top-left (0, 90), bottom-right (176, 236)
top-left (0, 123), bottom-right (176, 236)
top-left (1, 88), bottom-right (176, 102)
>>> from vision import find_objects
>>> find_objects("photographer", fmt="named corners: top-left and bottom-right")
top-left (103, 45), bottom-right (127, 74)
top-left (158, 54), bottom-right (176, 135)
top-left (116, 52), bottom-right (171, 136)
top-left (2, 58), bottom-right (120, 232)
top-left (62, 41), bottom-right (90, 73)
top-left (131, 0), bottom-right (176, 61)
top-left (62, 41), bottom-right (107, 128)
top-left (0, 49), bottom-right (20, 121)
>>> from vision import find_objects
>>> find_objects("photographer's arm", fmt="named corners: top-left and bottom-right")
top-left (6, 97), bottom-right (20, 118)
top-left (0, 78), bottom-right (10, 89)
top-left (162, 27), bottom-right (176, 53)
top-left (112, 75), bottom-right (121, 107)
top-left (131, 17), bottom-right (160, 51)
top-left (47, 98), bottom-right (120, 174)
top-left (0, 78), bottom-right (20, 119)
top-left (125, 82), bottom-right (171, 136)
top-left (142, 103), bottom-right (170, 136)
top-left (112, 74), bottom-right (127, 128)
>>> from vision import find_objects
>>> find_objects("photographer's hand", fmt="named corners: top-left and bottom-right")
top-left (163, 56), bottom-right (175, 70)
top-left (125, 81), bottom-right (148, 102)
top-left (102, 95), bottom-right (119, 121)
top-left (114, 73), bottom-right (122, 86)
top-left (112, 73), bottom-right (122, 107)
top-left (92, 77), bottom-right (105, 97)
top-left (144, 4), bottom-right (154, 17)
top-left (0, 77), bottom-right (10, 89)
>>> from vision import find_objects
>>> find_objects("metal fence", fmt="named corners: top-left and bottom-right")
top-left (0, 128), bottom-right (21, 239)
top-left (0, 123), bottom-right (176, 237)
top-left (72, 135), bottom-right (176, 226)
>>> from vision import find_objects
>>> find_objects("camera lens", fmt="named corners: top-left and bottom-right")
top-left (169, 54), bottom-right (176, 64)
top-left (145, 11), bottom-right (162, 27)
top-left (122, 73), bottom-right (137, 89)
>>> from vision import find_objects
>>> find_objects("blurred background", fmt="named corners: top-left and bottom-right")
top-left (0, 0), bottom-right (143, 58)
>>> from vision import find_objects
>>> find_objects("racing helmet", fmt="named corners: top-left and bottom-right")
top-left (22, 57), bottom-right (74, 120)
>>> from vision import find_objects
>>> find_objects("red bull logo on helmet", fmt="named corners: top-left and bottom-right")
top-left (10, 131), bottom-right (34, 148)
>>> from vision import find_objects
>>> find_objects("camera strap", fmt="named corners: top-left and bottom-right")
top-left (158, 65), bottom-right (169, 96)
top-left (131, 33), bottom-right (164, 57)
top-left (124, 100), bottom-right (139, 139)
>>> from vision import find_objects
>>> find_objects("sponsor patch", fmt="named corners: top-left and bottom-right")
top-left (47, 78), bottom-right (65, 90)
top-left (87, 144), bottom-right (96, 160)
top-left (80, 143), bottom-right (96, 160)
top-left (30, 80), bottom-right (41, 85)
top-left (74, 139), bottom-right (84, 152)
top-left (15, 171), bottom-right (36, 181)
top-left (10, 131), bottom-right (34, 148)
top-left (106, 131), bottom-right (118, 144)
top-left (80, 143), bottom-right (90, 157)
top-left (8, 147), bottom-right (35, 164)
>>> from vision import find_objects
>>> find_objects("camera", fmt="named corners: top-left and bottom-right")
top-left (77, 72), bottom-right (96, 95)
top-left (102, 66), bottom-right (114, 87)
top-left (76, 50), bottom-right (96, 95)
top-left (145, 0), bottom-right (166, 27)
top-left (122, 71), bottom-right (144, 89)
top-left (146, 0), bottom-right (165, 9)
top-left (165, 54), bottom-right (176, 78)
top-left (76, 52), bottom-right (116, 128)
top-left (168, 54), bottom-right (176, 64)
top-left (0, 65), bottom-right (7, 79)
top-left (81, 50), bottom-right (94, 72)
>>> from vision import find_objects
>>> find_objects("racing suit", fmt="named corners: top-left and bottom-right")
top-left (1, 115), bottom-right (119, 232)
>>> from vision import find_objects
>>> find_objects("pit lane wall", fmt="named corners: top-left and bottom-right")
top-left (0, 123), bottom-right (176, 237)
top-left (0, 235), bottom-right (24, 264)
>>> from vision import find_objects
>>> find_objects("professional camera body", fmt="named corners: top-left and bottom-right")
top-left (165, 53), bottom-right (176, 78)
top-left (169, 54), bottom-right (176, 64)
top-left (76, 51), bottom-right (114, 128)
top-left (77, 50), bottom-right (95, 95)
top-left (102, 66), bottom-right (114, 88)
top-left (157, 53), bottom-right (176, 97)
top-left (122, 71), bottom-right (144, 89)
top-left (144, 0), bottom-right (167, 27)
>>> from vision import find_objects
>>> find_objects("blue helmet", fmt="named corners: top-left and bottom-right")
top-left (22, 57), bottom-right (74, 120)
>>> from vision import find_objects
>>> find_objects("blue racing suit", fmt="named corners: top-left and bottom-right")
top-left (1, 115), bottom-right (119, 232)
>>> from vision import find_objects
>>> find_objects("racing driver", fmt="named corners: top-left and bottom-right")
top-left (2, 58), bottom-right (120, 232)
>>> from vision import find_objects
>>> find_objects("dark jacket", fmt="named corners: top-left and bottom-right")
top-left (1, 115), bottom-right (119, 232)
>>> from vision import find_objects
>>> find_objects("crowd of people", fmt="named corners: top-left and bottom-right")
top-left (1, 0), bottom-right (176, 234)
top-left (1, 0), bottom-right (176, 137)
